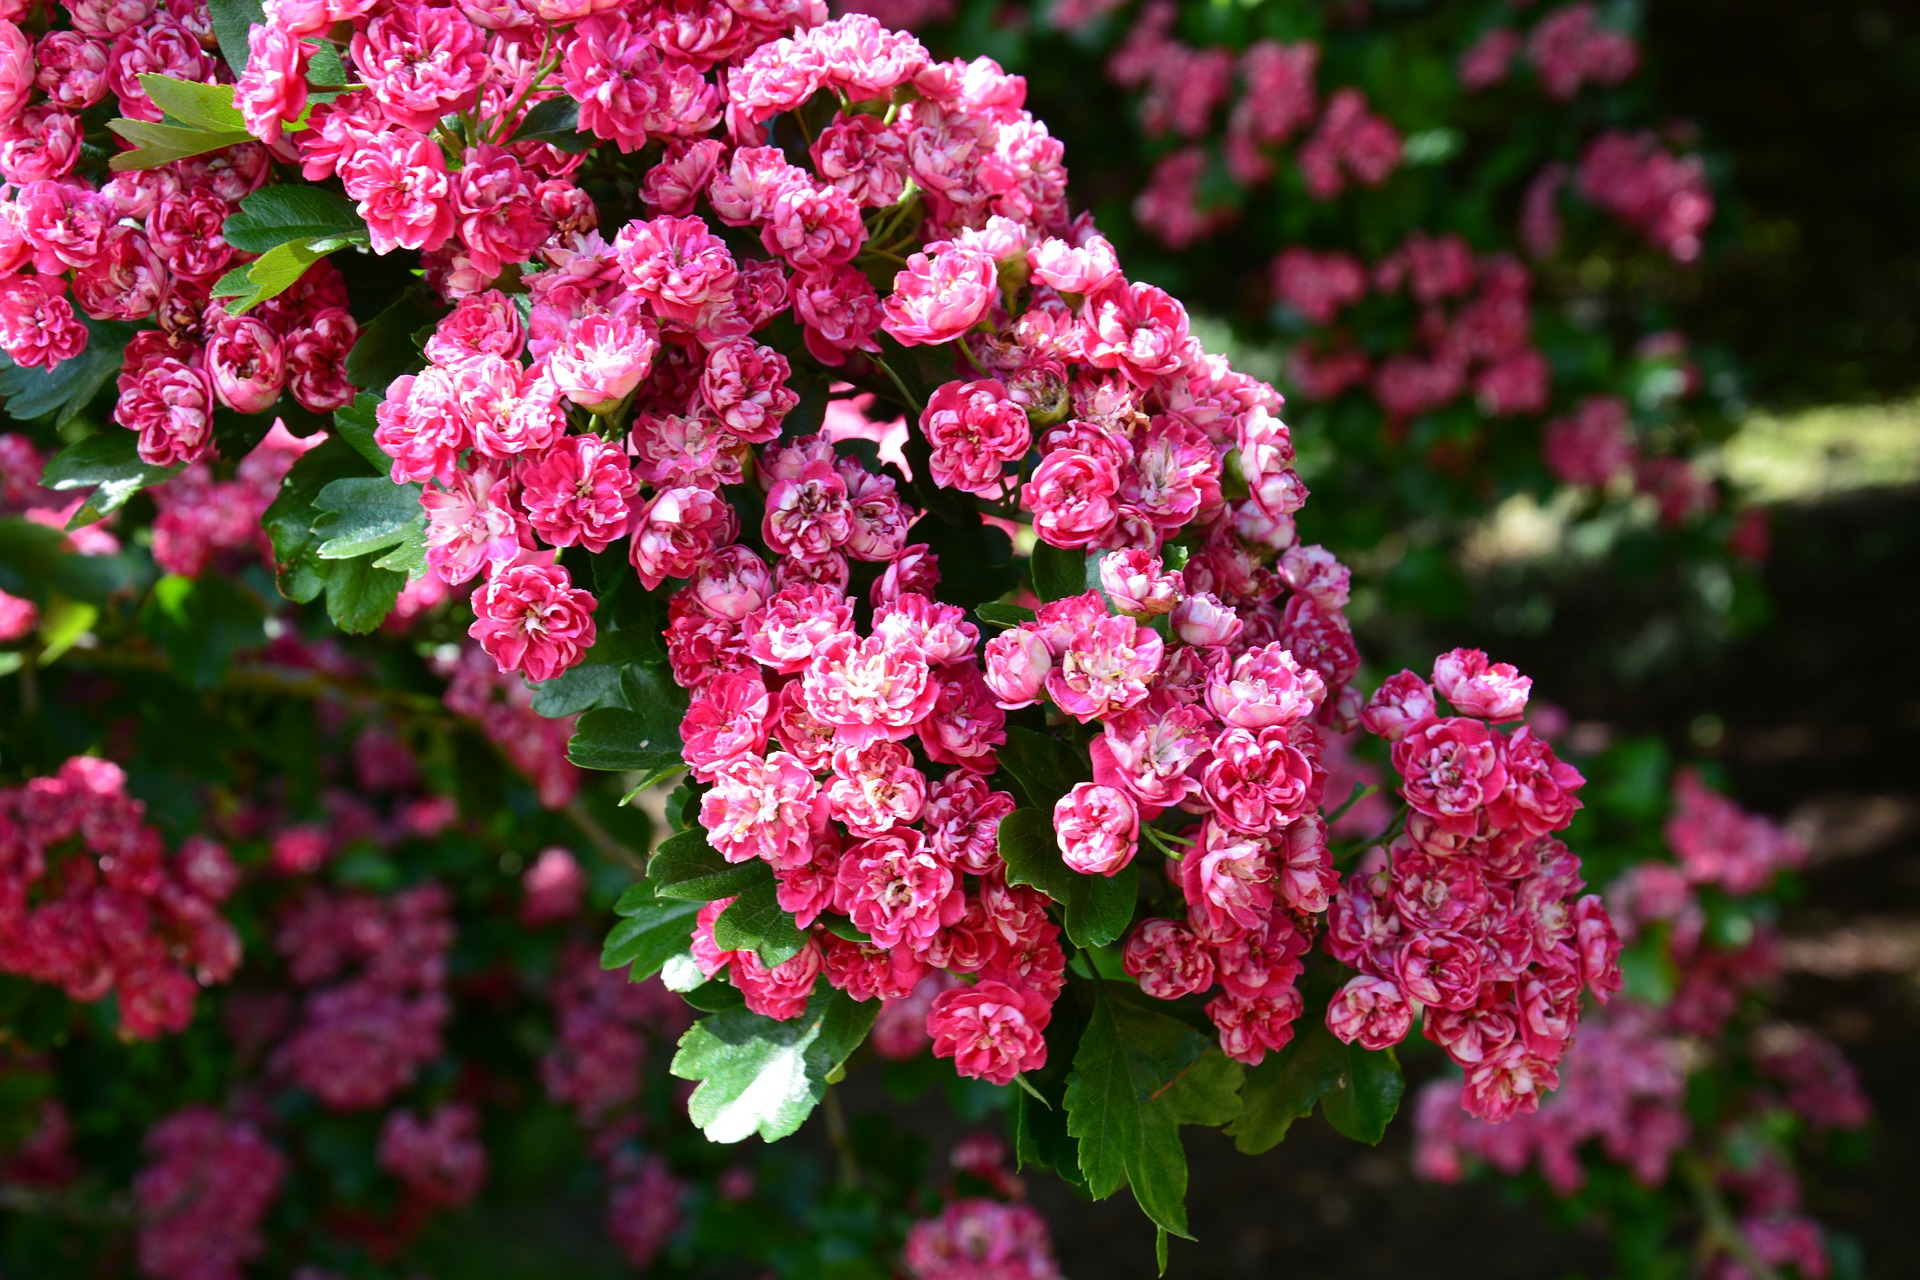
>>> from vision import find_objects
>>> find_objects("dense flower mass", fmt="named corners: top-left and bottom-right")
top-left (1414, 772), bottom-right (1864, 1278)
top-left (0, 756), bottom-right (240, 1039)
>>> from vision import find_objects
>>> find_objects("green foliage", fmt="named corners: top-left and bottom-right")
top-left (996, 808), bottom-right (1138, 948)
top-left (672, 985), bottom-right (878, 1143)
top-left (0, 320), bottom-right (138, 426)
top-left (1228, 1029), bottom-right (1404, 1154)
top-left (1063, 983), bottom-right (1245, 1239)
top-left (39, 432), bottom-right (181, 529)
top-left (602, 880), bottom-right (705, 982)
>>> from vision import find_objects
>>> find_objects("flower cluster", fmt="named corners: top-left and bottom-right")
top-left (1324, 650), bottom-right (1621, 1122)
top-left (133, 1107), bottom-right (287, 1280)
top-left (1278, 234), bottom-right (1550, 420)
top-left (378, 1101), bottom-right (488, 1210)
top-left (901, 1136), bottom-right (1063, 1280)
top-left (0, 756), bottom-right (240, 1038)
top-left (1414, 771), bottom-right (1865, 1279)
top-left (271, 881), bottom-right (454, 1110)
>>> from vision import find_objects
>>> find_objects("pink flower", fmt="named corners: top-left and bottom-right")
top-left (1543, 395), bottom-right (1635, 486)
top-left (546, 310), bottom-right (659, 411)
top-left (340, 131), bottom-right (456, 255)
top-left (1430, 648), bottom-right (1530, 721)
top-left (761, 180), bottom-right (865, 270)
top-left (0, 587), bottom-right (39, 642)
top-left (1170, 592), bottom-right (1242, 648)
top-left (832, 829), bottom-right (963, 952)
top-left (743, 583), bottom-right (855, 674)
top-left (1271, 247), bottom-right (1368, 324)
top-left (1397, 929), bottom-right (1484, 1011)
top-left (1493, 727), bottom-right (1585, 837)
top-left (792, 264), bottom-right (884, 364)
top-left (926, 980), bottom-right (1050, 1085)
top-left (699, 338), bottom-right (798, 443)
top-left (1206, 643), bottom-right (1325, 730)
top-left (235, 25), bottom-right (308, 142)
top-left (0, 276), bottom-right (86, 370)
top-left (699, 750), bottom-right (821, 869)
top-left (679, 670), bottom-right (771, 781)
top-left (375, 369), bottom-right (469, 486)
top-left (924, 771), bottom-right (1016, 876)
top-left (1390, 716), bottom-right (1508, 835)
top-left (1092, 702), bottom-right (1210, 812)
top-left (729, 941), bottom-right (825, 1022)
top-left (1361, 670), bottom-right (1437, 741)
top-left (1458, 28), bottom-right (1522, 91)
top-left (1207, 986), bottom-right (1304, 1066)
top-left (1121, 918), bottom-right (1215, 999)
top-left (629, 486), bottom-right (737, 591)
top-left (1054, 782), bottom-right (1138, 877)
top-left (981, 627), bottom-right (1052, 709)
top-left (1201, 727), bottom-right (1318, 835)
top-left (826, 740), bottom-right (926, 836)
top-left (1098, 548), bottom-right (1181, 616)
top-left (205, 316), bottom-right (287, 415)
top-left (520, 848), bottom-right (586, 926)
top-left (1179, 822), bottom-right (1278, 936)
top-left (922, 378), bottom-right (1032, 497)
top-left (1022, 449), bottom-right (1121, 550)
top-left (113, 354), bottom-right (215, 467)
top-left (1027, 233), bottom-right (1120, 295)
top-left (811, 113), bottom-right (910, 208)
top-left (881, 245), bottom-right (997, 345)
top-left (1082, 281), bottom-right (1191, 384)
top-left (515, 433), bottom-right (637, 554)
top-left (350, 4), bottom-right (487, 130)
top-left (1045, 612), bottom-right (1162, 723)
top-left (284, 308), bottom-right (359, 413)
top-left (1325, 976), bottom-right (1412, 1050)
top-left (468, 556), bottom-right (597, 683)
top-left (421, 462), bottom-right (526, 585)
top-left (803, 629), bottom-right (936, 747)
top-left (617, 215), bottom-right (738, 327)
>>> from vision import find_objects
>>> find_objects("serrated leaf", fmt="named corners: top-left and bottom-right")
top-left (1319, 1044), bottom-right (1404, 1145)
top-left (1031, 539), bottom-right (1091, 602)
top-left (671, 984), bottom-right (878, 1143)
top-left (647, 829), bottom-right (768, 902)
top-left (208, 0), bottom-right (266, 73)
top-left (602, 893), bottom-right (704, 981)
top-left (224, 186), bottom-right (366, 254)
top-left (567, 702), bottom-right (685, 772)
top-left (997, 725), bottom-right (1091, 811)
top-left (331, 394), bottom-right (390, 473)
top-left (974, 602), bottom-right (1037, 628)
top-left (260, 436), bottom-right (370, 603)
top-left (1226, 1027), bottom-right (1349, 1155)
top-left (510, 97), bottom-right (592, 152)
top-left (321, 554), bottom-right (404, 634)
top-left (712, 877), bottom-right (808, 968)
top-left (997, 805), bottom-right (1136, 947)
top-left (346, 290), bottom-right (446, 392)
top-left (305, 38), bottom-right (348, 88)
top-left (40, 431), bottom-right (181, 527)
top-left (311, 476), bottom-right (425, 561)
top-left (213, 239), bottom-right (336, 314)
top-left (1065, 983), bottom-right (1245, 1239)
top-left (136, 75), bottom-right (245, 131)
top-left (0, 320), bottom-right (136, 426)
top-left (108, 117), bottom-right (254, 170)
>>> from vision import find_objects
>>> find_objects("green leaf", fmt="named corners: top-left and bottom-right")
top-left (1065, 983), bottom-right (1245, 1239)
top-left (39, 432), bottom-right (181, 527)
top-left (346, 290), bottom-right (445, 392)
top-left (1319, 1045), bottom-right (1404, 1145)
top-left (602, 889), bottom-right (704, 982)
top-left (567, 702), bottom-right (685, 772)
top-left (260, 436), bottom-right (371, 603)
top-left (672, 984), bottom-right (878, 1143)
top-left (996, 807), bottom-right (1139, 948)
top-left (510, 97), bottom-right (592, 152)
top-left (136, 75), bottom-right (245, 131)
top-left (208, 0), bottom-right (267, 73)
top-left (647, 828), bottom-right (767, 902)
top-left (321, 553), bottom-right (404, 634)
top-left (0, 320), bottom-right (137, 426)
top-left (305, 38), bottom-right (348, 88)
top-left (973, 602), bottom-right (1036, 628)
top-left (997, 725), bottom-right (1091, 810)
top-left (107, 117), bottom-right (254, 170)
top-left (224, 186), bottom-right (366, 254)
top-left (311, 476), bottom-right (424, 565)
top-left (712, 877), bottom-right (808, 968)
top-left (1030, 539), bottom-right (1091, 602)
top-left (331, 394), bottom-right (390, 473)
top-left (1226, 1028), bottom-right (1349, 1155)
top-left (0, 517), bottom-right (148, 606)
top-left (140, 573), bottom-right (267, 689)
top-left (212, 239), bottom-right (336, 314)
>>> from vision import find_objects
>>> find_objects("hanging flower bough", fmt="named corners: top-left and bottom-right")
top-left (0, 0), bottom-right (1623, 1252)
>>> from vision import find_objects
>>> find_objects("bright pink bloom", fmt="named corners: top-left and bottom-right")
top-left (803, 629), bottom-right (936, 747)
top-left (833, 829), bottom-right (963, 952)
top-left (1202, 727), bottom-right (1318, 835)
top-left (1326, 975), bottom-right (1413, 1050)
top-left (881, 245), bottom-right (997, 345)
top-left (468, 556), bottom-right (597, 683)
top-left (922, 379), bottom-right (1032, 497)
top-left (421, 463), bottom-right (526, 585)
top-left (516, 433), bottom-right (637, 554)
top-left (340, 131), bottom-right (456, 255)
top-left (700, 338), bottom-right (798, 443)
top-left (547, 311), bottom-right (659, 411)
top-left (618, 216), bottom-right (738, 327)
top-left (699, 750), bottom-right (821, 869)
top-left (1054, 782), bottom-right (1138, 876)
top-left (1206, 642), bottom-right (1325, 730)
top-left (629, 486), bottom-right (738, 591)
top-left (1432, 648), bottom-right (1533, 721)
top-left (926, 980), bottom-right (1050, 1085)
